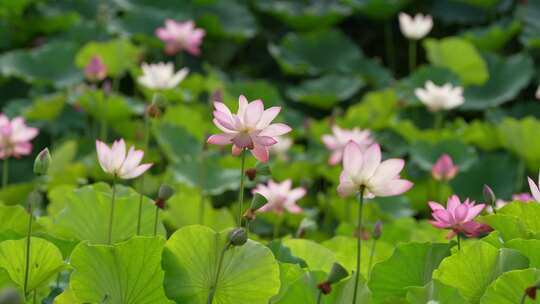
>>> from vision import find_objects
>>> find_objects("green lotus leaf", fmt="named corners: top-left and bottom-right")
top-left (368, 242), bottom-right (452, 303)
top-left (49, 183), bottom-right (166, 244)
top-left (153, 122), bottom-right (202, 163)
top-left (480, 268), bottom-right (540, 303)
top-left (461, 19), bottom-right (521, 51)
top-left (162, 225), bottom-right (280, 304)
top-left (423, 37), bottom-right (488, 85)
top-left (282, 238), bottom-right (337, 272)
top-left (517, 0), bottom-right (540, 48)
top-left (506, 239), bottom-right (540, 268)
top-left (0, 204), bottom-right (30, 237)
top-left (0, 237), bottom-right (64, 292)
top-left (498, 117), bottom-right (540, 171)
top-left (285, 74), bottom-right (365, 109)
top-left (406, 280), bottom-right (468, 304)
top-left (270, 263), bottom-right (305, 302)
top-left (68, 236), bottom-right (172, 303)
top-left (272, 270), bottom-right (335, 304)
top-left (433, 241), bottom-right (529, 303)
top-left (75, 39), bottom-right (142, 77)
top-left (409, 139), bottom-right (478, 172)
top-left (344, 0), bottom-right (408, 20)
top-left (339, 89), bottom-right (398, 130)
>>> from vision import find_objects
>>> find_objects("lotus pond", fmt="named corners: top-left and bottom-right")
top-left (1, 0), bottom-right (540, 304)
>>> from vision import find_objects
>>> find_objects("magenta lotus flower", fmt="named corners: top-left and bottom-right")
top-left (528, 172), bottom-right (540, 203)
top-left (207, 95), bottom-right (292, 162)
top-left (431, 154), bottom-right (458, 181)
top-left (155, 19), bottom-right (205, 56)
top-left (253, 179), bottom-right (306, 214)
top-left (322, 126), bottom-right (373, 165)
top-left (96, 139), bottom-right (152, 179)
top-left (0, 114), bottom-right (38, 159)
top-left (429, 195), bottom-right (485, 238)
top-left (337, 141), bottom-right (413, 198)
top-left (84, 55), bottom-right (107, 82)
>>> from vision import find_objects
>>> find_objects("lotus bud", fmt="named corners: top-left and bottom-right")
top-left (33, 148), bottom-right (51, 176)
top-left (373, 220), bottom-right (382, 240)
top-left (155, 184), bottom-right (174, 209)
top-left (146, 103), bottom-right (161, 118)
top-left (84, 55), bottom-right (107, 82)
top-left (228, 227), bottom-right (248, 247)
top-left (483, 184), bottom-right (496, 207)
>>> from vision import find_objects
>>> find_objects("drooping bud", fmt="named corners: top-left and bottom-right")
top-left (326, 263), bottom-right (349, 284)
top-left (33, 148), bottom-right (51, 176)
top-left (228, 228), bottom-right (248, 247)
top-left (155, 184), bottom-right (174, 209)
top-left (483, 184), bottom-right (496, 207)
top-left (373, 220), bottom-right (382, 240)
top-left (84, 55), bottom-right (107, 82)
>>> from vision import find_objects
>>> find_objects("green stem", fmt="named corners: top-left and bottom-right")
top-left (367, 239), bottom-right (377, 279)
top-left (352, 186), bottom-right (366, 304)
top-left (433, 111), bottom-right (444, 130)
top-left (408, 40), bottom-right (416, 73)
top-left (198, 150), bottom-right (207, 225)
top-left (153, 206), bottom-right (159, 237)
top-left (520, 292), bottom-right (527, 304)
top-left (237, 149), bottom-right (247, 227)
top-left (457, 233), bottom-right (461, 251)
top-left (107, 178), bottom-right (117, 245)
top-left (2, 158), bottom-right (8, 189)
top-left (273, 214), bottom-right (284, 240)
top-left (207, 243), bottom-right (230, 304)
top-left (384, 22), bottom-right (396, 72)
top-left (32, 290), bottom-right (36, 304)
top-left (23, 193), bottom-right (33, 295)
top-left (316, 289), bottom-right (323, 304)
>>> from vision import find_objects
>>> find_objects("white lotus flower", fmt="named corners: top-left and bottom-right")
top-left (399, 12), bottom-right (433, 40)
top-left (415, 81), bottom-right (464, 112)
top-left (137, 62), bottom-right (189, 90)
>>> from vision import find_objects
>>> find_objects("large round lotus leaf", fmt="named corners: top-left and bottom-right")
top-left (343, 0), bottom-right (408, 20)
top-left (433, 241), bottom-right (529, 303)
top-left (431, 0), bottom-right (489, 25)
top-left (507, 239), bottom-right (540, 268)
top-left (481, 202), bottom-right (540, 241)
top-left (0, 237), bottom-right (64, 292)
top-left (163, 185), bottom-right (235, 231)
top-left (273, 270), bottom-right (336, 304)
top-left (462, 53), bottom-right (533, 110)
top-left (0, 41), bottom-right (82, 88)
top-left (269, 29), bottom-right (362, 76)
top-left (480, 268), bottom-right (540, 303)
top-left (406, 280), bottom-right (468, 304)
top-left (153, 122), bottom-right (202, 162)
top-left (69, 236), bottom-right (172, 304)
top-left (331, 272), bottom-right (371, 303)
top-left (254, 1), bottom-right (351, 30)
top-left (270, 263), bottom-right (305, 302)
top-left (75, 39), bottom-right (142, 77)
top-left (409, 139), bottom-right (478, 172)
top-left (340, 89), bottom-right (398, 130)
top-left (162, 225), bottom-right (280, 304)
top-left (322, 236), bottom-right (394, 278)
top-left (517, 1), bottom-right (540, 48)
top-left (0, 204), bottom-right (31, 236)
top-left (461, 19), bottom-right (521, 51)
top-left (285, 74), bottom-right (364, 109)
top-left (282, 239), bottom-right (337, 272)
top-left (423, 37), bottom-right (488, 85)
top-left (49, 183), bottom-right (166, 244)
top-left (498, 117), bottom-right (540, 171)
top-left (368, 242), bottom-right (451, 303)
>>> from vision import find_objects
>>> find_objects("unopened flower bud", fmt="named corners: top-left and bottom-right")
top-left (155, 184), bottom-right (174, 209)
top-left (245, 168), bottom-right (257, 181)
top-left (483, 184), bottom-right (496, 207)
top-left (33, 148), bottom-right (51, 176)
top-left (84, 55), bottom-right (107, 82)
top-left (146, 103), bottom-right (161, 118)
top-left (326, 262), bottom-right (349, 284)
top-left (228, 228), bottom-right (248, 247)
top-left (317, 282), bottom-right (332, 295)
top-left (373, 220), bottom-right (382, 240)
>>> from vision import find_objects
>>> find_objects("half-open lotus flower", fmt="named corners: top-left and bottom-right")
top-left (528, 171), bottom-right (540, 203)
top-left (207, 95), bottom-right (292, 162)
top-left (398, 12), bottom-right (433, 40)
top-left (337, 141), bottom-right (413, 198)
top-left (138, 62), bottom-right (189, 90)
top-left (253, 179), bottom-right (306, 214)
top-left (322, 126), bottom-right (373, 165)
top-left (0, 114), bottom-right (39, 159)
top-left (431, 154), bottom-right (458, 181)
top-left (415, 81), bottom-right (464, 112)
top-left (84, 55), bottom-right (107, 82)
top-left (96, 139), bottom-right (152, 179)
top-left (429, 195), bottom-right (486, 238)
top-left (155, 19), bottom-right (205, 56)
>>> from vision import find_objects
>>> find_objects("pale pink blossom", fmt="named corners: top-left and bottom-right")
top-left (528, 172), bottom-right (540, 203)
top-left (431, 154), bottom-right (458, 181)
top-left (84, 55), bottom-right (107, 82)
top-left (253, 179), bottom-right (306, 214)
top-left (429, 195), bottom-right (485, 239)
top-left (207, 95), bottom-right (292, 163)
top-left (513, 192), bottom-right (534, 202)
top-left (415, 81), bottom-right (464, 112)
top-left (155, 19), bottom-right (205, 56)
top-left (322, 126), bottom-right (373, 165)
top-left (96, 139), bottom-right (152, 179)
top-left (0, 114), bottom-right (38, 159)
top-left (337, 141), bottom-right (413, 198)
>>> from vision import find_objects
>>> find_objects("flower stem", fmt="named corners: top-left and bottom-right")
top-left (352, 186), bottom-right (366, 304)
top-left (23, 193), bottom-right (34, 296)
top-left (153, 205), bottom-right (159, 237)
top-left (316, 289), bottom-right (323, 304)
top-left (273, 214), bottom-right (284, 240)
top-left (384, 22), bottom-right (395, 71)
top-left (198, 149), bottom-right (207, 225)
top-left (367, 239), bottom-right (377, 279)
top-left (408, 40), bottom-right (416, 72)
top-left (107, 177), bottom-right (117, 245)
top-left (207, 243), bottom-right (230, 304)
top-left (520, 293), bottom-right (527, 304)
top-left (237, 149), bottom-right (247, 227)
top-left (434, 111), bottom-right (444, 130)
top-left (457, 233), bottom-right (461, 251)
top-left (2, 158), bottom-right (8, 189)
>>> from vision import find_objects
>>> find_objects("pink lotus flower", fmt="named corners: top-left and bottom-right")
top-left (84, 55), bottom-right (107, 82)
top-left (322, 126), bottom-right (373, 165)
top-left (0, 114), bottom-right (38, 159)
top-left (253, 179), bottom-right (306, 214)
top-left (513, 192), bottom-right (534, 202)
top-left (431, 154), bottom-right (458, 181)
top-left (155, 19), bottom-right (205, 56)
top-left (207, 95), bottom-right (292, 163)
top-left (337, 142), bottom-right (413, 198)
top-left (429, 195), bottom-right (485, 238)
top-left (461, 221), bottom-right (492, 238)
top-left (96, 139), bottom-right (152, 179)
top-left (528, 172), bottom-right (540, 203)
